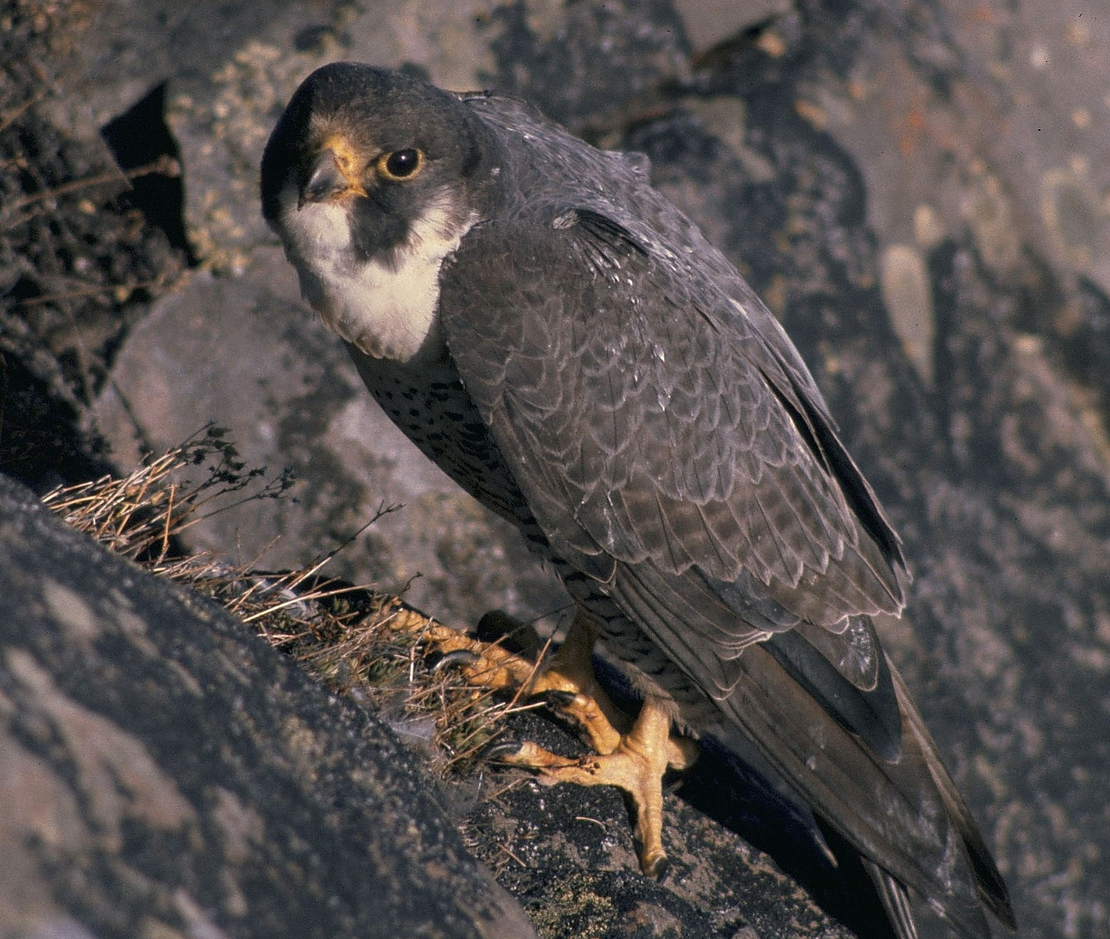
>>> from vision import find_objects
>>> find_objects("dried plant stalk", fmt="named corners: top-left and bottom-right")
top-left (41, 425), bottom-right (529, 773)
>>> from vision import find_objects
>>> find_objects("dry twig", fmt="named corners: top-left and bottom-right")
top-left (41, 426), bottom-right (523, 773)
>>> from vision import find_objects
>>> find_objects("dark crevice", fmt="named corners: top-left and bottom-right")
top-left (101, 83), bottom-right (196, 265)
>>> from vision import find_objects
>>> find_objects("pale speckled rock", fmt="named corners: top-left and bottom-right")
top-left (801, 0), bottom-right (1110, 294)
top-left (879, 244), bottom-right (935, 387)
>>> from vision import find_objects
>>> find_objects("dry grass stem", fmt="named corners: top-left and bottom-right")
top-left (41, 426), bottom-right (529, 774)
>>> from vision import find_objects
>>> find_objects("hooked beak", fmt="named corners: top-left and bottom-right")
top-left (299, 139), bottom-right (367, 208)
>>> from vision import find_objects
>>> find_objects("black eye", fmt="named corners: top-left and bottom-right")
top-left (378, 148), bottom-right (424, 180)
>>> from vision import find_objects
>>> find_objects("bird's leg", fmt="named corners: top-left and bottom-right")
top-left (521, 610), bottom-right (630, 755)
top-left (495, 694), bottom-right (692, 877)
top-left (482, 612), bottom-right (698, 877)
top-left (421, 607), bottom-right (697, 876)
top-left (429, 609), bottom-right (629, 754)
top-left (514, 612), bottom-right (697, 768)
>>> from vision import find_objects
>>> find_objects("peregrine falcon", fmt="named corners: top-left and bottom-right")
top-left (261, 63), bottom-right (1015, 939)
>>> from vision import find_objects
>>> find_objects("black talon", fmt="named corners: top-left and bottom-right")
top-left (538, 689), bottom-right (577, 709)
top-left (484, 739), bottom-right (526, 761)
top-left (432, 649), bottom-right (481, 673)
top-left (644, 854), bottom-right (670, 881)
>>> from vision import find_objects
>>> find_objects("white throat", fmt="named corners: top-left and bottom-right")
top-left (279, 184), bottom-right (475, 362)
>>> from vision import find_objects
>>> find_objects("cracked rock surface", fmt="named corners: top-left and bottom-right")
top-left (3, 1), bottom-right (1109, 937)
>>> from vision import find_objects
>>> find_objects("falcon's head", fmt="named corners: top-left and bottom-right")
top-left (261, 63), bottom-right (503, 361)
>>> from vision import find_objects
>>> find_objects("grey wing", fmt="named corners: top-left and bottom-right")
top-left (439, 207), bottom-right (1012, 937)
top-left (442, 205), bottom-right (904, 624)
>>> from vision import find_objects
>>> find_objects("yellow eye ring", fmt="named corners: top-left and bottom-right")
top-left (376, 148), bottom-right (425, 181)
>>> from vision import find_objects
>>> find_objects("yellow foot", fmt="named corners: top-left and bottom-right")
top-left (491, 696), bottom-right (696, 877)
top-left (428, 609), bottom-right (626, 752)
top-left (423, 608), bottom-right (699, 877)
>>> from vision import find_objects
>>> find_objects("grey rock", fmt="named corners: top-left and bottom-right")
top-left (799, 0), bottom-right (1110, 295)
top-left (8, 0), bottom-right (1110, 937)
top-left (0, 473), bottom-right (537, 939)
top-left (672, 0), bottom-right (793, 54)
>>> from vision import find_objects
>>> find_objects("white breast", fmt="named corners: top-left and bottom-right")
top-left (278, 183), bottom-right (475, 363)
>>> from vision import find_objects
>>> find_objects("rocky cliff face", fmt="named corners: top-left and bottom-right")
top-left (2, 1), bottom-right (1107, 937)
